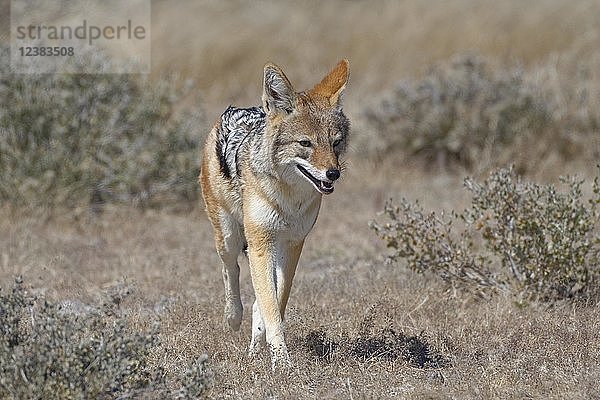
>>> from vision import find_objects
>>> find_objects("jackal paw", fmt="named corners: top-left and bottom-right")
top-left (270, 344), bottom-right (291, 371)
top-left (224, 299), bottom-right (242, 331)
top-left (248, 337), bottom-right (265, 357)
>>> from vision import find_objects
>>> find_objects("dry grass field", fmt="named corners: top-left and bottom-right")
top-left (2, 0), bottom-right (600, 399)
top-left (150, 0), bottom-right (600, 116)
top-left (2, 166), bottom-right (599, 398)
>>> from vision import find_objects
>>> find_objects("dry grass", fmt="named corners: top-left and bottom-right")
top-left (2, 0), bottom-right (600, 398)
top-left (149, 0), bottom-right (600, 116)
top-left (2, 163), bottom-right (600, 399)
top-left (149, 0), bottom-right (600, 177)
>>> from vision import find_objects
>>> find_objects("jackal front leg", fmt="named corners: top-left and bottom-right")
top-left (248, 239), bottom-right (303, 358)
top-left (246, 232), bottom-right (292, 369)
top-left (275, 240), bottom-right (303, 318)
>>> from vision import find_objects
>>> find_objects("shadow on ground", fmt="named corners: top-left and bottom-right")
top-left (304, 327), bottom-right (448, 369)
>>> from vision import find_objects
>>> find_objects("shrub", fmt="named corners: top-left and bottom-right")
top-left (530, 51), bottom-right (600, 162)
top-left (0, 277), bottom-right (212, 399)
top-left (174, 355), bottom-right (213, 400)
top-left (369, 199), bottom-right (499, 296)
top-left (363, 55), bottom-right (550, 168)
top-left (370, 167), bottom-right (600, 300)
top-left (463, 167), bottom-right (600, 299)
top-left (0, 46), bottom-right (204, 209)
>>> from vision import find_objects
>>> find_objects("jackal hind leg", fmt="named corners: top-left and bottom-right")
top-left (216, 213), bottom-right (244, 331)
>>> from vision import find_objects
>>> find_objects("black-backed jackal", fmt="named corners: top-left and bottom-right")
top-left (200, 60), bottom-right (350, 369)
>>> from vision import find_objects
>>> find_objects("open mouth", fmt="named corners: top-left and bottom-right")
top-left (296, 165), bottom-right (334, 194)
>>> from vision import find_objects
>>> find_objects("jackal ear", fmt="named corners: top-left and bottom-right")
top-left (262, 63), bottom-right (296, 116)
top-left (309, 59), bottom-right (349, 108)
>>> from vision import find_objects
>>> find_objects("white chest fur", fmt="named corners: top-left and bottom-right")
top-left (244, 184), bottom-right (321, 241)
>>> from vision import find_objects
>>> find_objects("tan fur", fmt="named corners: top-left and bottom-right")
top-left (200, 60), bottom-right (349, 370)
top-left (308, 59), bottom-right (349, 106)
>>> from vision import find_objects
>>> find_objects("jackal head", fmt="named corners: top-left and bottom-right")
top-left (262, 60), bottom-right (350, 195)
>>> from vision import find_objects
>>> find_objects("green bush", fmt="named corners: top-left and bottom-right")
top-left (0, 46), bottom-right (204, 209)
top-left (0, 278), bottom-right (212, 399)
top-left (370, 167), bottom-right (600, 300)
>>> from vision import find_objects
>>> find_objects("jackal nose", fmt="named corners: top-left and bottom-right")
top-left (326, 168), bottom-right (340, 181)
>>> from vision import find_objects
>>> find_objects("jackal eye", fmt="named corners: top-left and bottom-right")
top-left (298, 140), bottom-right (312, 147)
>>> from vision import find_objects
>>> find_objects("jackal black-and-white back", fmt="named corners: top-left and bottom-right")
top-left (215, 106), bottom-right (266, 180)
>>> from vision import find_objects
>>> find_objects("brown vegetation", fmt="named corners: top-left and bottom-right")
top-left (2, 188), bottom-right (599, 398)
top-left (2, 0), bottom-right (600, 398)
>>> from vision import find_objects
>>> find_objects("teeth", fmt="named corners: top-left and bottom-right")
top-left (296, 165), bottom-right (334, 194)
top-left (319, 181), bottom-right (334, 193)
